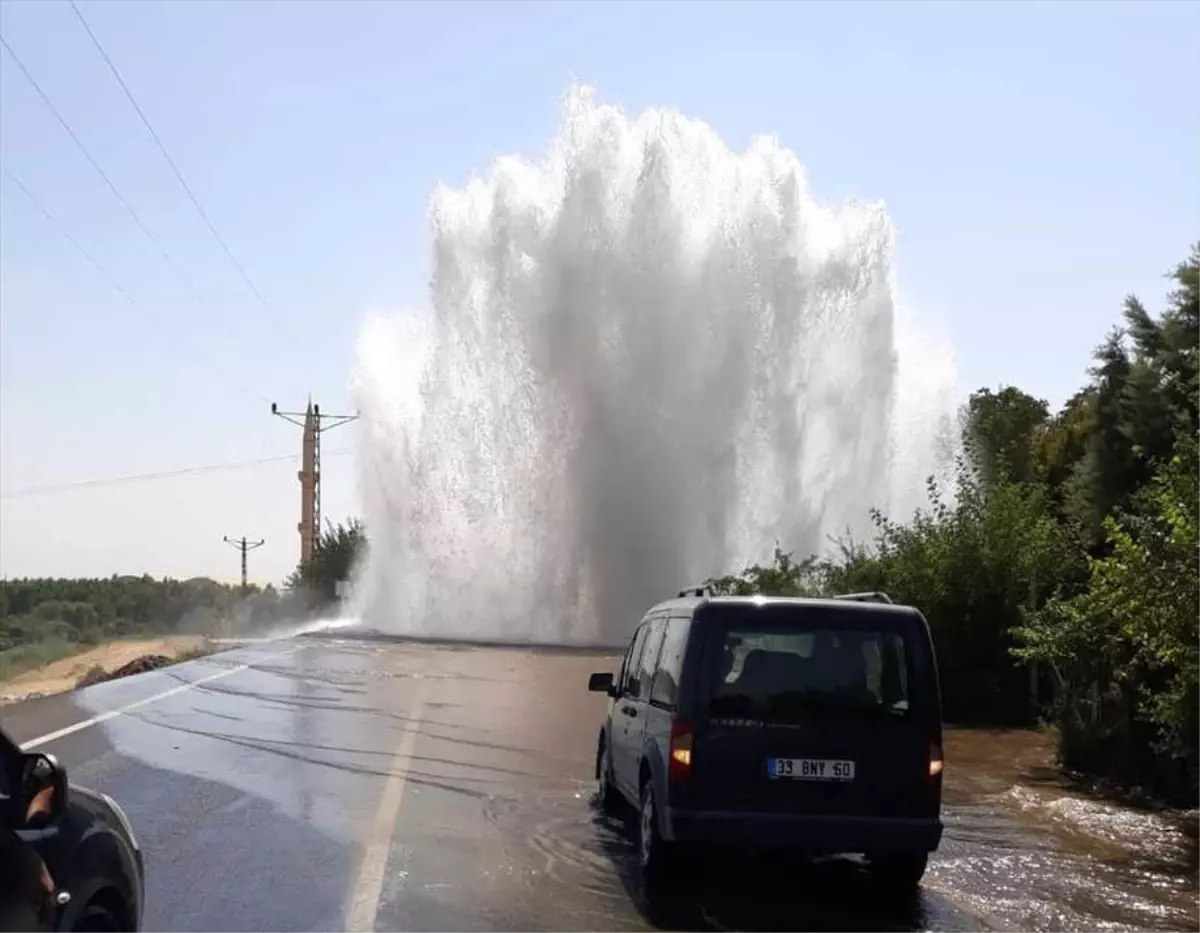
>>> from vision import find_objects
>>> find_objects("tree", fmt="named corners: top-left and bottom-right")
top-left (1064, 329), bottom-right (1138, 548)
top-left (0, 573), bottom-right (292, 676)
top-left (964, 386), bottom-right (1050, 486)
top-left (707, 546), bottom-right (820, 597)
top-left (858, 464), bottom-right (1068, 723)
top-left (1011, 243), bottom-right (1200, 802)
top-left (1015, 436), bottom-right (1199, 801)
top-left (1033, 387), bottom-right (1094, 523)
top-left (1156, 244), bottom-right (1199, 432)
top-left (287, 519), bottom-right (367, 607)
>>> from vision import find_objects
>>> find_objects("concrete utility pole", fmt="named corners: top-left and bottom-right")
top-left (271, 400), bottom-right (358, 568)
top-left (223, 535), bottom-right (265, 594)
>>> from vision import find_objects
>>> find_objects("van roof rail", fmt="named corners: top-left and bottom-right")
top-left (832, 591), bottom-right (893, 604)
top-left (677, 583), bottom-right (714, 598)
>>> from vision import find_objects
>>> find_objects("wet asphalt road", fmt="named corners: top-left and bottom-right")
top-left (2, 634), bottom-right (993, 932)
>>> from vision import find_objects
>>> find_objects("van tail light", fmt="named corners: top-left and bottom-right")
top-left (668, 719), bottom-right (693, 782)
top-left (928, 742), bottom-right (944, 778)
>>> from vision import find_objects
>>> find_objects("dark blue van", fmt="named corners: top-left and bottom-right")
top-left (588, 591), bottom-right (944, 895)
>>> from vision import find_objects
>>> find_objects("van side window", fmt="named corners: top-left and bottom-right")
top-left (636, 618), bottom-right (667, 701)
top-left (615, 628), bottom-right (635, 690)
top-left (621, 624), bottom-right (648, 697)
top-left (651, 615), bottom-right (690, 706)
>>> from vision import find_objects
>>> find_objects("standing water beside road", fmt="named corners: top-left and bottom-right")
top-left (926, 728), bottom-right (1197, 932)
top-left (546, 725), bottom-right (1198, 931)
top-left (700, 729), bottom-right (1200, 930)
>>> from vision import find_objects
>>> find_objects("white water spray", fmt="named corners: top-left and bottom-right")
top-left (352, 86), bottom-right (957, 645)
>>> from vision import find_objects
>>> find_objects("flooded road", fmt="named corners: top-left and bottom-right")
top-left (478, 726), bottom-right (1198, 932)
top-left (4, 636), bottom-right (1196, 931)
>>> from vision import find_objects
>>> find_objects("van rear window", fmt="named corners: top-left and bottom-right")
top-left (709, 626), bottom-right (910, 722)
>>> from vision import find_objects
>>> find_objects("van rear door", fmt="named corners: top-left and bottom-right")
top-left (690, 601), bottom-right (939, 820)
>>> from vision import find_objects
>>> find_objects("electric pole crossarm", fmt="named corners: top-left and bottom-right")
top-left (318, 415), bottom-right (358, 432)
top-left (270, 402), bottom-right (309, 428)
top-left (223, 535), bottom-right (265, 594)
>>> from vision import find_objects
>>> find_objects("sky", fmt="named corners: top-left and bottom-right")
top-left (0, 0), bottom-right (1196, 586)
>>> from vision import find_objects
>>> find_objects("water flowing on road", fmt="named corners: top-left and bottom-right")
top-left (9, 636), bottom-right (1193, 931)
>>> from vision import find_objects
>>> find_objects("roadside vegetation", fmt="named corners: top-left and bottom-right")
top-left (0, 638), bottom-right (83, 682)
top-left (284, 519), bottom-right (366, 607)
top-left (0, 520), bottom-right (364, 684)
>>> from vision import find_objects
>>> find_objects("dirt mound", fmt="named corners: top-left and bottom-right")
top-left (76, 654), bottom-right (175, 689)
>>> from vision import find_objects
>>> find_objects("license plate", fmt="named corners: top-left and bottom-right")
top-left (767, 757), bottom-right (855, 781)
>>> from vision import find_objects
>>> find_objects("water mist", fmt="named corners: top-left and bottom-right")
top-left (352, 86), bottom-right (957, 646)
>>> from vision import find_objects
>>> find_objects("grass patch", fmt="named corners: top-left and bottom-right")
top-left (0, 639), bottom-right (82, 682)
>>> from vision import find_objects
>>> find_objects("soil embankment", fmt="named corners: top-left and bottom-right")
top-left (0, 636), bottom-right (212, 704)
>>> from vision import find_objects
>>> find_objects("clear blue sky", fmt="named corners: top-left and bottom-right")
top-left (1, 0), bottom-right (1196, 585)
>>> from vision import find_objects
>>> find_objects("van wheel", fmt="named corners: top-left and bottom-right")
top-left (596, 738), bottom-right (619, 814)
top-left (868, 851), bottom-right (928, 891)
top-left (637, 779), bottom-right (676, 892)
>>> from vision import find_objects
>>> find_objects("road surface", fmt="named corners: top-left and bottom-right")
top-left (2, 635), bottom-right (1191, 932)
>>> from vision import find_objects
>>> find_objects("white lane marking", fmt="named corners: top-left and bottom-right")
top-left (19, 646), bottom-right (299, 751)
top-left (344, 682), bottom-right (429, 933)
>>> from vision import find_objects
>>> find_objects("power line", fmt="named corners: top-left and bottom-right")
top-left (0, 448), bottom-right (352, 499)
top-left (67, 0), bottom-right (305, 352)
top-left (0, 166), bottom-right (270, 405)
top-left (0, 34), bottom-right (209, 309)
top-left (1, 166), bottom-right (138, 306)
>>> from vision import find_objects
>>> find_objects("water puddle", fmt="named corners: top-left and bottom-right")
top-left (481, 730), bottom-right (1197, 931)
top-left (934, 729), bottom-right (1198, 932)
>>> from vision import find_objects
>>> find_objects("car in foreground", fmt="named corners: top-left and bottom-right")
top-left (0, 726), bottom-right (144, 932)
top-left (588, 589), bottom-right (944, 898)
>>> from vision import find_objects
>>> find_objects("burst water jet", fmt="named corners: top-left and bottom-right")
top-left (352, 85), bottom-right (957, 646)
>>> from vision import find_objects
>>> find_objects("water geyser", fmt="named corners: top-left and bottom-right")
top-left (352, 85), bottom-right (957, 646)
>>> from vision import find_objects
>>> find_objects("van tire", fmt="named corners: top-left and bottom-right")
top-left (596, 737), bottom-right (620, 814)
top-left (637, 779), bottom-right (676, 894)
top-left (868, 851), bottom-right (928, 891)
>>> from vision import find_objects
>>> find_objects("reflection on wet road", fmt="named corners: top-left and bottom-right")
top-left (2, 635), bottom-right (1195, 932)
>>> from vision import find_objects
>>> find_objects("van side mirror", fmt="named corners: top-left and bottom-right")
top-left (16, 752), bottom-right (69, 831)
top-left (588, 672), bottom-right (614, 695)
